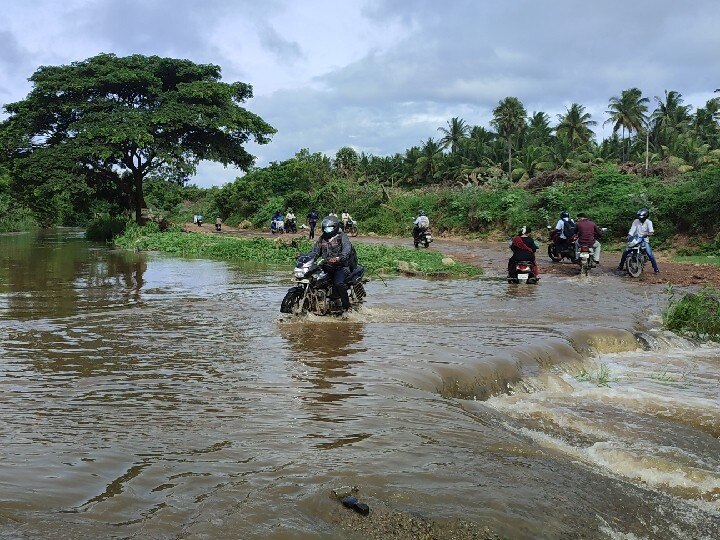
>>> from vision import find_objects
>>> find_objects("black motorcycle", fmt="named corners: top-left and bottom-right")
top-left (547, 227), bottom-right (577, 263)
top-left (285, 218), bottom-right (298, 234)
top-left (280, 255), bottom-right (367, 316)
top-left (413, 228), bottom-right (433, 248)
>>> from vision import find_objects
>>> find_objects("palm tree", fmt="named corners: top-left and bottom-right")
top-left (605, 88), bottom-right (649, 162)
top-left (414, 138), bottom-right (443, 183)
top-left (438, 117), bottom-right (470, 153)
top-left (512, 144), bottom-right (551, 182)
top-left (555, 103), bottom-right (596, 150)
top-left (651, 90), bottom-right (692, 145)
top-left (525, 111), bottom-right (553, 146)
top-left (491, 96), bottom-right (527, 181)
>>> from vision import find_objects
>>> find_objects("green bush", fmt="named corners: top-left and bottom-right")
top-left (663, 287), bottom-right (720, 340)
top-left (85, 215), bottom-right (130, 241)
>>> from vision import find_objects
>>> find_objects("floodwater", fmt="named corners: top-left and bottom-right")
top-left (0, 230), bottom-right (718, 539)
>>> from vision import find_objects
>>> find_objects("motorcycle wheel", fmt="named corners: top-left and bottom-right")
top-left (349, 226), bottom-right (358, 237)
top-left (581, 261), bottom-right (589, 276)
top-left (414, 241), bottom-right (419, 248)
top-left (548, 244), bottom-right (561, 262)
top-left (627, 254), bottom-right (643, 278)
top-left (424, 240), bottom-right (430, 248)
top-left (280, 287), bottom-right (304, 314)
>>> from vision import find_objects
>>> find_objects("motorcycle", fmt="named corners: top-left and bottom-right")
top-left (196, 216), bottom-right (203, 227)
top-left (270, 218), bottom-right (285, 234)
top-left (413, 228), bottom-right (432, 248)
top-left (576, 244), bottom-right (598, 276)
top-left (508, 261), bottom-right (538, 284)
top-left (215, 222), bottom-right (222, 232)
top-left (285, 218), bottom-right (297, 234)
top-left (280, 255), bottom-right (368, 316)
top-left (547, 227), bottom-right (577, 263)
top-left (344, 219), bottom-right (358, 237)
top-left (623, 236), bottom-right (649, 278)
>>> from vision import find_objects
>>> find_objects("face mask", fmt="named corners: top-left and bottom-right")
top-left (323, 226), bottom-right (334, 234)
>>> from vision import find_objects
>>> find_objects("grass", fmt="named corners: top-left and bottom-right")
top-left (663, 285), bottom-right (720, 341)
top-left (114, 224), bottom-right (483, 277)
top-left (575, 363), bottom-right (614, 387)
top-left (671, 255), bottom-right (720, 266)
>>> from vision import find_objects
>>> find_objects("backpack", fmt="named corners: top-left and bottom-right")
top-left (562, 219), bottom-right (576, 239)
top-left (348, 245), bottom-right (359, 271)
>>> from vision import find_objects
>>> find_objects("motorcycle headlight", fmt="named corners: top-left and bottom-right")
top-left (293, 267), bottom-right (307, 278)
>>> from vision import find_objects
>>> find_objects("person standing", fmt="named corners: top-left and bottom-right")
top-left (307, 209), bottom-right (319, 239)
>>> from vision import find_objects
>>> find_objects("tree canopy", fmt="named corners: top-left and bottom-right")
top-left (0, 53), bottom-right (275, 223)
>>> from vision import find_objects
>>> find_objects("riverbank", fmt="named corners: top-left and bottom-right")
top-left (114, 224), bottom-right (483, 278)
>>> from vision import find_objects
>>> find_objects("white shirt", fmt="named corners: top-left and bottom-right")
top-left (285, 212), bottom-right (295, 221)
top-left (414, 216), bottom-right (430, 228)
top-left (341, 213), bottom-right (351, 221)
top-left (555, 218), bottom-right (570, 239)
top-left (628, 218), bottom-right (654, 238)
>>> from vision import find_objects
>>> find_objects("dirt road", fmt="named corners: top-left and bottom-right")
top-left (186, 223), bottom-right (720, 287)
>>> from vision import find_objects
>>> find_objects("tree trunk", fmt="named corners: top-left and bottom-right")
top-left (507, 136), bottom-right (512, 182)
top-left (133, 171), bottom-right (147, 224)
top-left (645, 131), bottom-right (649, 175)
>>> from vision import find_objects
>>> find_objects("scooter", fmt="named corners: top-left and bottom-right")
top-left (508, 261), bottom-right (539, 284)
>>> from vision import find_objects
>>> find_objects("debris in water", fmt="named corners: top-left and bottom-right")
top-left (341, 495), bottom-right (370, 516)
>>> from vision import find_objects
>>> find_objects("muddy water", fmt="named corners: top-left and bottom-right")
top-left (0, 230), bottom-right (718, 539)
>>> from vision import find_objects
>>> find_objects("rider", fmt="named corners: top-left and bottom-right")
top-left (341, 209), bottom-right (353, 230)
top-left (413, 209), bottom-right (430, 241)
top-left (575, 213), bottom-right (603, 265)
top-left (271, 210), bottom-right (283, 231)
top-left (508, 226), bottom-right (539, 278)
top-left (307, 215), bottom-right (353, 313)
top-left (554, 210), bottom-right (576, 251)
top-left (307, 209), bottom-right (319, 239)
top-left (617, 208), bottom-right (660, 273)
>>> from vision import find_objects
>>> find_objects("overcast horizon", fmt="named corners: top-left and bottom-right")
top-left (2, 0), bottom-right (718, 187)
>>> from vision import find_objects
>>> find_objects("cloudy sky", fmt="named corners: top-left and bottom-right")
top-left (1, 0), bottom-right (718, 187)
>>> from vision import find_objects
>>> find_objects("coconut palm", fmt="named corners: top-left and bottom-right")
top-left (438, 117), bottom-right (470, 153)
top-left (414, 138), bottom-right (443, 183)
top-left (512, 144), bottom-right (551, 182)
top-left (555, 103), bottom-right (596, 150)
top-left (525, 111), bottom-right (553, 146)
top-left (605, 88), bottom-right (649, 162)
top-left (491, 97), bottom-right (527, 181)
top-left (651, 90), bottom-right (692, 143)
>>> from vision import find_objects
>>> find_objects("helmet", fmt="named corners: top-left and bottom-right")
top-left (637, 208), bottom-right (649, 221)
top-left (321, 215), bottom-right (341, 236)
top-left (418, 209), bottom-right (425, 216)
top-left (519, 226), bottom-right (532, 235)
top-left (560, 210), bottom-right (569, 219)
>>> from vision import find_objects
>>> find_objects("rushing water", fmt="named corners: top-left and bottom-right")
top-left (0, 230), bottom-right (718, 539)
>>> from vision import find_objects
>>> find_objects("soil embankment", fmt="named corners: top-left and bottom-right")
top-left (186, 223), bottom-right (720, 287)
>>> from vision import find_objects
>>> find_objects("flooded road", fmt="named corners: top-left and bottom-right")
top-left (1, 230), bottom-right (718, 539)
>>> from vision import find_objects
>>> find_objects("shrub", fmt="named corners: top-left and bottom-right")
top-left (85, 215), bottom-right (130, 241)
top-left (663, 286), bottom-right (720, 341)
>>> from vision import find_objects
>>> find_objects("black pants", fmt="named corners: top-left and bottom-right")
top-left (330, 266), bottom-right (350, 309)
top-left (309, 222), bottom-right (316, 239)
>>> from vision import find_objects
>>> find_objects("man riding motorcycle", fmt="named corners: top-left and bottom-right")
top-left (575, 213), bottom-right (603, 265)
top-left (341, 210), bottom-right (354, 230)
top-left (306, 215), bottom-right (353, 313)
top-left (554, 210), bottom-right (576, 251)
top-left (412, 210), bottom-right (430, 241)
top-left (617, 208), bottom-right (660, 274)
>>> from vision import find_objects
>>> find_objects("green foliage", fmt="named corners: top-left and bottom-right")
top-left (0, 166), bottom-right (36, 232)
top-left (663, 286), bottom-right (720, 340)
top-left (85, 215), bottom-right (131, 242)
top-left (114, 226), bottom-right (482, 277)
top-left (1, 53), bottom-right (274, 224)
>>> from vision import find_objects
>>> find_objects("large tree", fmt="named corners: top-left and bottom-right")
top-left (438, 117), bottom-right (470, 153)
top-left (0, 53), bottom-right (275, 223)
top-left (491, 97), bottom-right (527, 181)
